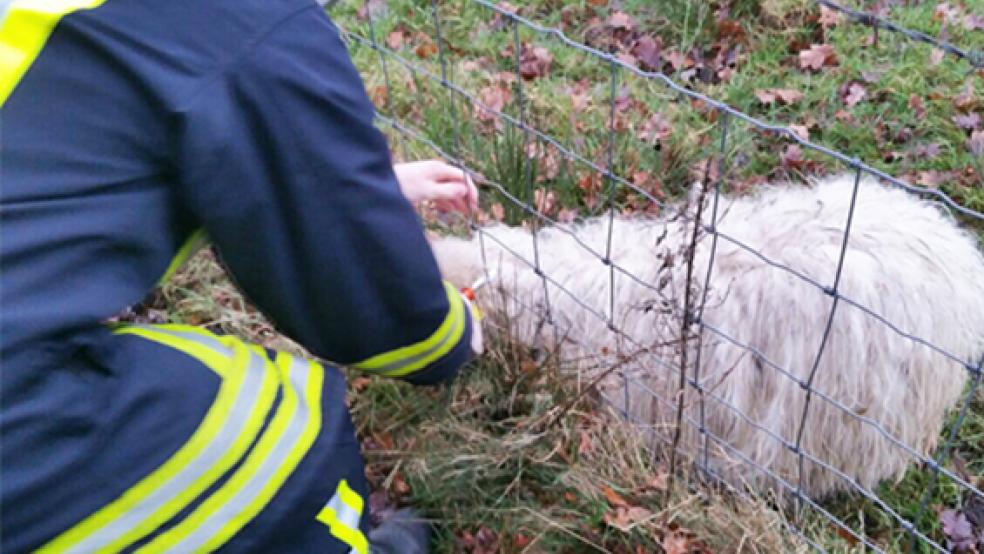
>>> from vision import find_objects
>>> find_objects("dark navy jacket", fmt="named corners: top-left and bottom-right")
top-left (1, 0), bottom-right (472, 378)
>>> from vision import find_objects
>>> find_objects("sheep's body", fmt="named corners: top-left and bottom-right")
top-left (431, 174), bottom-right (984, 499)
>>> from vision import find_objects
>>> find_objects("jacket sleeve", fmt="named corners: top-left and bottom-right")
top-left (172, 6), bottom-right (472, 385)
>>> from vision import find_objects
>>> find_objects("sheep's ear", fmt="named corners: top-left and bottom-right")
top-left (429, 234), bottom-right (485, 288)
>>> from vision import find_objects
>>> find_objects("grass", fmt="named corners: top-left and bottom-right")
top-left (135, 1), bottom-right (984, 552)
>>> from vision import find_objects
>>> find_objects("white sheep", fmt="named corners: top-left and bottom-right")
top-left (431, 173), bottom-right (984, 499)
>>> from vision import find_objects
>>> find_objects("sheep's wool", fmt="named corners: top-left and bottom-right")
top-left (431, 174), bottom-right (984, 499)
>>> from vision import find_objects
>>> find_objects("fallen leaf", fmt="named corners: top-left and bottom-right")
top-left (386, 31), bottom-right (404, 50)
top-left (519, 44), bottom-right (553, 79)
top-left (908, 94), bottom-right (926, 118)
top-left (913, 142), bottom-right (942, 159)
top-left (917, 170), bottom-right (948, 188)
top-left (954, 83), bottom-right (977, 111)
top-left (587, 0), bottom-right (607, 5)
top-left (662, 532), bottom-right (690, 554)
top-left (781, 144), bottom-right (805, 169)
top-left (834, 109), bottom-right (854, 123)
top-left (664, 50), bottom-right (691, 70)
top-left (356, 0), bottom-right (387, 21)
top-left (953, 112), bottom-right (982, 130)
top-left (607, 11), bottom-right (635, 30)
top-left (564, 491), bottom-right (578, 502)
top-left (414, 40), bottom-right (438, 59)
top-left (790, 124), bottom-right (809, 140)
top-left (968, 130), bottom-right (984, 156)
top-left (819, 5), bottom-right (841, 28)
top-left (799, 43), bottom-right (837, 71)
top-left (632, 35), bottom-right (662, 70)
top-left (929, 48), bottom-right (945, 66)
top-left (939, 509), bottom-right (976, 552)
top-left (755, 88), bottom-right (804, 105)
top-left (840, 81), bottom-right (867, 107)
top-left (601, 485), bottom-right (629, 507)
top-left (475, 84), bottom-right (511, 125)
top-left (534, 187), bottom-right (558, 215)
top-left (934, 3), bottom-right (962, 25)
top-left (513, 533), bottom-right (532, 548)
top-left (648, 472), bottom-right (669, 491)
top-left (965, 13), bottom-right (984, 30)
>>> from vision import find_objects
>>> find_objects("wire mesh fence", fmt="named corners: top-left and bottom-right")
top-left (337, 1), bottom-right (984, 551)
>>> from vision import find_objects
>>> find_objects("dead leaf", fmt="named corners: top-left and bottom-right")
top-left (819, 5), bottom-right (841, 28)
top-left (968, 130), bottom-right (984, 156)
top-left (781, 144), bottom-right (805, 169)
top-left (934, 3), bottom-right (962, 25)
top-left (639, 112), bottom-right (672, 144)
top-left (913, 142), bottom-right (942, 159)
top-left (632, 35), bottom-right (662, 70)
top-left (929, 48), bottom-right (945, 66)
top-left (564, 491), bottom-right (578, 502)
top-left (513, 533), bottom-right (532, 548)
top-left (601, 485), bottom-right (629, 507)
top-left (755, 88), bottom-right (804, 105)
top-left (475, 84), bottom-right (511, 125)
top-left (664, 50), bottom-right (692, 71)
top-left (908, 94), bottom-right (926, 118)
top-left (414, 40), bottom-right (438, 59)
top-left (648, 472), bottom-right (669, 491)
top-left (587, 0), bottom-right (607, 5)
top-left (939, 509), bottom-right (976, 552)
top-left (964, 13), bottom-right (984, 30)
top-left (661, 532), bottom-right (691, 554)
top-left (834, 109), bottom-right (854, 123)
top-left (953, 112), bottom-right (982, 130)
top-left (519, 44), bottom-right (553, 80)
top-left (356, 0), bottom-right (387, 21)
top-left (790, 124), bottom-right (809, 140)
top-left (578, 429), bottom-right (593, 455)
top-left (386, 31), bottom-right (404, 50)
top-left (799, 43), bottom-right (837, 71)
top-left (917, 170), bottom-right (948, 188)
top-left (534, 187), bottom-right (558, 215)
top-left (840, 81), bottom-right (867, 107)
top-left (954, 83), bottom-right (977, 111)
top-left (607, 11), bottom-right (635, 30)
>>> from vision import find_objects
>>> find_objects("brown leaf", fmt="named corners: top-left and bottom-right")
top-left (534, 187), bottom-right (558, 215)
top-left (968, 130), bottom-right (984, 156)
top-left (790, 124), bottom-right (809, 140)
top-left (661, 532), bottom-right (691, 554)
top-left (841, 81), bottom-right (867, 107)
top-left (939, 509), bottom-right (976, 552)
top-left (953, 112), bottom-right (982, 130)
top-left (908, 94), bottom-right (926, 118)
top-left (564, 491), bottom-right (578, 502)
top-left (587, 0), bottom-right (607, 5)
top-left (954, 83), bottom-right (977, 111)
top-left (513, 533), bottom-right (532, 548)
top-left (917, 170), bottom-right (948, 188)
top-left (964, 13), bottom-right (984, 30)
top-left (386, 31), bottom-right (404, 50)
top-left (414, 40), bottom-right (438, 59)
top-left (799, 43), bottom-right (837, 71)
top-left (782, 144), bottom-right (805, 169)
top-left (601, 485), bottom-right (629, 507)
top-left (607, 11), bottom-right (635, 30)
top-left (913, 142), bottom-right (942, 159)
top-left (356, 0), bottom-right (387, 21)
top-left (475, 84), bottom-right (511, 125)
top-left (519, 44), bottom-right (553, 80)
top-left (755, 88), bottom-right (804, 105)
top-left (648, 472), bottom-right (669, 491)
top-left (929, 48), bottom-right (945, 66)
top-left (819, 5), bottom-right (841, 28)
top-left (664, 50), bottom-right (692, 71)
top-left (578, 429), bottom-right (594, 455)
top-left (632, 35), bottom-right (662, 70)
top-left (834, 109), bottom-right (854, 123)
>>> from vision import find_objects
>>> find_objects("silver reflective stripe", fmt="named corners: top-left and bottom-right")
top-left (364, 301), bottom-right (465, 375)
top-left (131, 325), bottom-right (234, 358)
top-left (63, 349), bottom-right (268, 554)
top-left (0, 0), bottom-right (14, 23)
top-left (167, 356), bottom-right (312, 551)
top-left (326, 493), bottom-right (361, 530)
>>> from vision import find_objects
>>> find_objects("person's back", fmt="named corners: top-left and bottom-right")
top-left (1, 1), bottom-right (476, 551)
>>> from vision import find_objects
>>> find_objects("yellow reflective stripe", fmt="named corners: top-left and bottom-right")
top-left (137, 350), bottom-right (324, 553)
top-left (0, 0), bottom-right (108, 106)
top-left (113, 324), bottom-right (235, 378)
top-left (159, 229), bottom-right (208, 285)
top-left (39, 335), bottom-right (280, 554)
top-left (315, 480), bottom-right (368, 554)
top-left (353, 281), bottom-right (466, 377)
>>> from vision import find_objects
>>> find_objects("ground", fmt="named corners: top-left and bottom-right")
top-left (144, 0), bottom-right (983, 552)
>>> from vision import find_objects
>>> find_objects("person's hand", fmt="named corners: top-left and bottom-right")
top-left (393, 160), bottom-right (478, 213)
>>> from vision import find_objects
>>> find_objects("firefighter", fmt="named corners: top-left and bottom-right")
top-left (0, 0), bottom-right (481, 552)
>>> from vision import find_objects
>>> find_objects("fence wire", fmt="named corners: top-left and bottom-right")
top-left (340, 1), bottom-right (984, 552)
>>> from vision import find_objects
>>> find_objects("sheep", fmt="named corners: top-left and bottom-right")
top-left (430, 173), bottom-right (984, 500)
